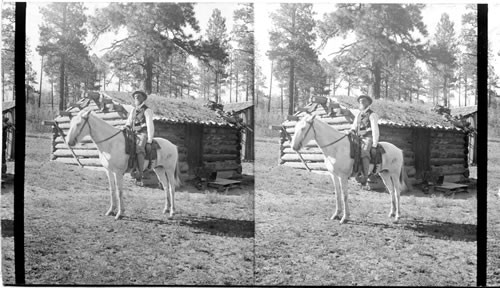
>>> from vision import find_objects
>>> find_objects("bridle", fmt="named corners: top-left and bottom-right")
top-left (73, 113), bottom-right (122, 144)
top-left (300, 116), bottom-right (347, 149)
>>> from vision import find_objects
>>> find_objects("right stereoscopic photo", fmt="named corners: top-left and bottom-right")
top-left (254, 3), bottom-right (480, 286)
top-left (488, 4), bottom-right (500, 287)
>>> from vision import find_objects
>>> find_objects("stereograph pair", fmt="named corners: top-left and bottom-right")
top-left (0, 2), bottom-right (495, 286)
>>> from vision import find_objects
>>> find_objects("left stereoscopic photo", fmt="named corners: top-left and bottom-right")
top-left (2, 2), bottom-right (254, 285)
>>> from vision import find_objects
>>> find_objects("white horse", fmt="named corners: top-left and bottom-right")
top-left (66, 108), bottom-right (181, 220)
top-left (291, 114), bottom-right (408, 224)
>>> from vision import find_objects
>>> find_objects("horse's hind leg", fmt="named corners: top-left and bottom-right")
top-left (380, 172), bottom-right (396, 219)
top-left (391, 172), bottom-right (401, 221)
top-left (105, 169), bottom-right (116, 216)
top-left (339, 176), bottom-right (350, 224)
top-left (165, 166), bottom-right (176, 217)
top-left (154, 166), bottom-right (174, 217)
top-left (329, 174), bottom-right (342, 220)
top-left (114, 173), bottom-right (125, 220)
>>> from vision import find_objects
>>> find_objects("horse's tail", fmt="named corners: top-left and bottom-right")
top-left (399, 150), bottom-right (411, 193)
top-left (173, 148), bottom-right (182, 188)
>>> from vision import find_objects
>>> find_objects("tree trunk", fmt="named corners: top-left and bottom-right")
top-left (215, 71), bottom-right (219, 103)
top-left (464, 76), bottom-right (468, 106)
top-left (268, 60), bottom-right (273, 113)
top-left (245, 71), bottom-right (249, 102)
top-left (144, 56), bottom-right (154, 94)
top-left (156, 74), bottom-right (160, 93)
top-left (169, 56), bottom-right (174, 97)
top-left (59, 55), bottom-right (65, 111)
top-left (38, 55), bottom-right (44, 108)
top-left (280, 85), bottom-right (284, 116)
top-left (288, 58), bottom-right (295, 115)
top-left (235, 70), bottom-right (239, 102)
top-left (372, 60), bottom-right (382, 99)
top-left (229, 61), bottom-right (232, 103)
top-left (443, 76), bottom-right (448, 107)
top-left (51, 81), bottom-right (54, 110)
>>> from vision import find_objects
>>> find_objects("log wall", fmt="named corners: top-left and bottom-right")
top-left (51, 100), bottom-right (242, 179)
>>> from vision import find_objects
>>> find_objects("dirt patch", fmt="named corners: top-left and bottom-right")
top-left (255, 136), bottom-right (476, 286)
top-left (2, 134), bottom-right (254, 285)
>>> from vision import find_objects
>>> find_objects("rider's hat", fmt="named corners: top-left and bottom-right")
top-left (132, 90), bottom-right (148, 101)
top-left (357, 95), bottom-right (373, 105)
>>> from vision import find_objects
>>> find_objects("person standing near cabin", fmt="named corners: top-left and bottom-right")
top-left (125, 90), bottom-right (155, 186)
top-left (348, 95), bottom-right (380, 186)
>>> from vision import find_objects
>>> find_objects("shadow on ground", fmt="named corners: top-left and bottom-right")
top-left (350, 218), bottom-right (476, 242)
top-left (1, 219), bottom-right (14, 237)
top-left (125, 215), bottom-right (254, 239)
top-left (179, 215), bottom-right (254, 238)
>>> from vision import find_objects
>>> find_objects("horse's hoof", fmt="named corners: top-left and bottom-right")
top-left (114, 214), bottom-right (122, 220)
top-left (163, 208), bottom-right (169, 214)
top-left (339, 217), bottom-right (348, 224)
top-left (330, 214), bottom-right (341, 220)
top-left (388, 212), bottom-right (395, 218)
top-left (105, 210), bottom-right (115, 216)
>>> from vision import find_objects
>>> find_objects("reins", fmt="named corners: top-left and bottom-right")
top-left (76, 113), bottom-right (122, 144)
top-left (304, 118), bottom-right (347, 149)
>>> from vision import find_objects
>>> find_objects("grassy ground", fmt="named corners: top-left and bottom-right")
top-left (2, 134), bottom-right (254, 285)
top-left (487, 137), bottom-right (500, 286)
top-left (255, 136), bottom-right (477, 286)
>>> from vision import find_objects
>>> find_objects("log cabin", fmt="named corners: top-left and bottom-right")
top-left (223, 101), bottom-right (254, 161)
top-left (450, 105), bottom-right (477, 166)
top-left (278, 96), bottom-right (470, 184)
top-left (49, 91), bottom-right (243, 179)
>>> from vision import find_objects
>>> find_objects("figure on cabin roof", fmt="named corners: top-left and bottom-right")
top-left (348, 95), bottom-right (380, 186)
top-left (125, 90), bottom-right (155, 187)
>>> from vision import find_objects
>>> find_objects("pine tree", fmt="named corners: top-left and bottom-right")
top-left (430, 13), bottom-right (458, 107)
top-left (318, 4), bottom-right (428, 99)
top-left (38, 2), bottom-right (90, 111)
top-left (268, 3), bottom-right (317, 115)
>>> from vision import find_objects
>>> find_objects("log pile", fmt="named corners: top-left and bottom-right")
top-left (278, 99), bottom-right (469, 184)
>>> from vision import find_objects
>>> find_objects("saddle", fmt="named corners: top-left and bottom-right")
top-left (348, 134), bottom-right (385, 177)
top-left (122, 127), bottom-right (160, 173)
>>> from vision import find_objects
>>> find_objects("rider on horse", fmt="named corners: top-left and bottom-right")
top-left (348, 95), bottom-right (380, 186)
top-left (125, 90), bottom-right (155, 186)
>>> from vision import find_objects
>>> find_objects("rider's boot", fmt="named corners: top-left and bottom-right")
top-left (135, 152), bottom-right (145, 187)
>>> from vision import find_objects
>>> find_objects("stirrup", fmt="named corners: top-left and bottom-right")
top-left (135, 179), bottom-right (144, 187)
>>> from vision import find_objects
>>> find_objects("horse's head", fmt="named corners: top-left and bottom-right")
top-left (66, 109), bottom-right (92, 146)
top-left (291, 114), bottom-right (316, 151)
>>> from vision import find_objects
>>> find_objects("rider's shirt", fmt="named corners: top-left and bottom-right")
top-left (126, 102), bottom-right (155, 143)
top-left (351, 106), bottom-right (380, 147)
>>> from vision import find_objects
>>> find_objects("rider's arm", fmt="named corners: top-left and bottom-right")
top-left (370, 113), bottom-right (380, 147)
top-left (125, 107), bottom-right (135, 128)
top-left (349, 112), bottom-right (359, 133)
top-left (145, 108), bottom-right (154, 143)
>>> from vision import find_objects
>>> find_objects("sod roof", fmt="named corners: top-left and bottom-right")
top-left (103, 91), bottom-right (234, 127)
top-left (335, 95), bottom-right (459, 130)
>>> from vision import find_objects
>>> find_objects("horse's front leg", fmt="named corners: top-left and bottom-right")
top-left (339, 176), bottom-right (350, 224)
top-left (114, 173), bottom-right (125, 220)
top-left (105, 169), bottom-right (116, 216)
top-left (330, 174), bottom-right (342, 220)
